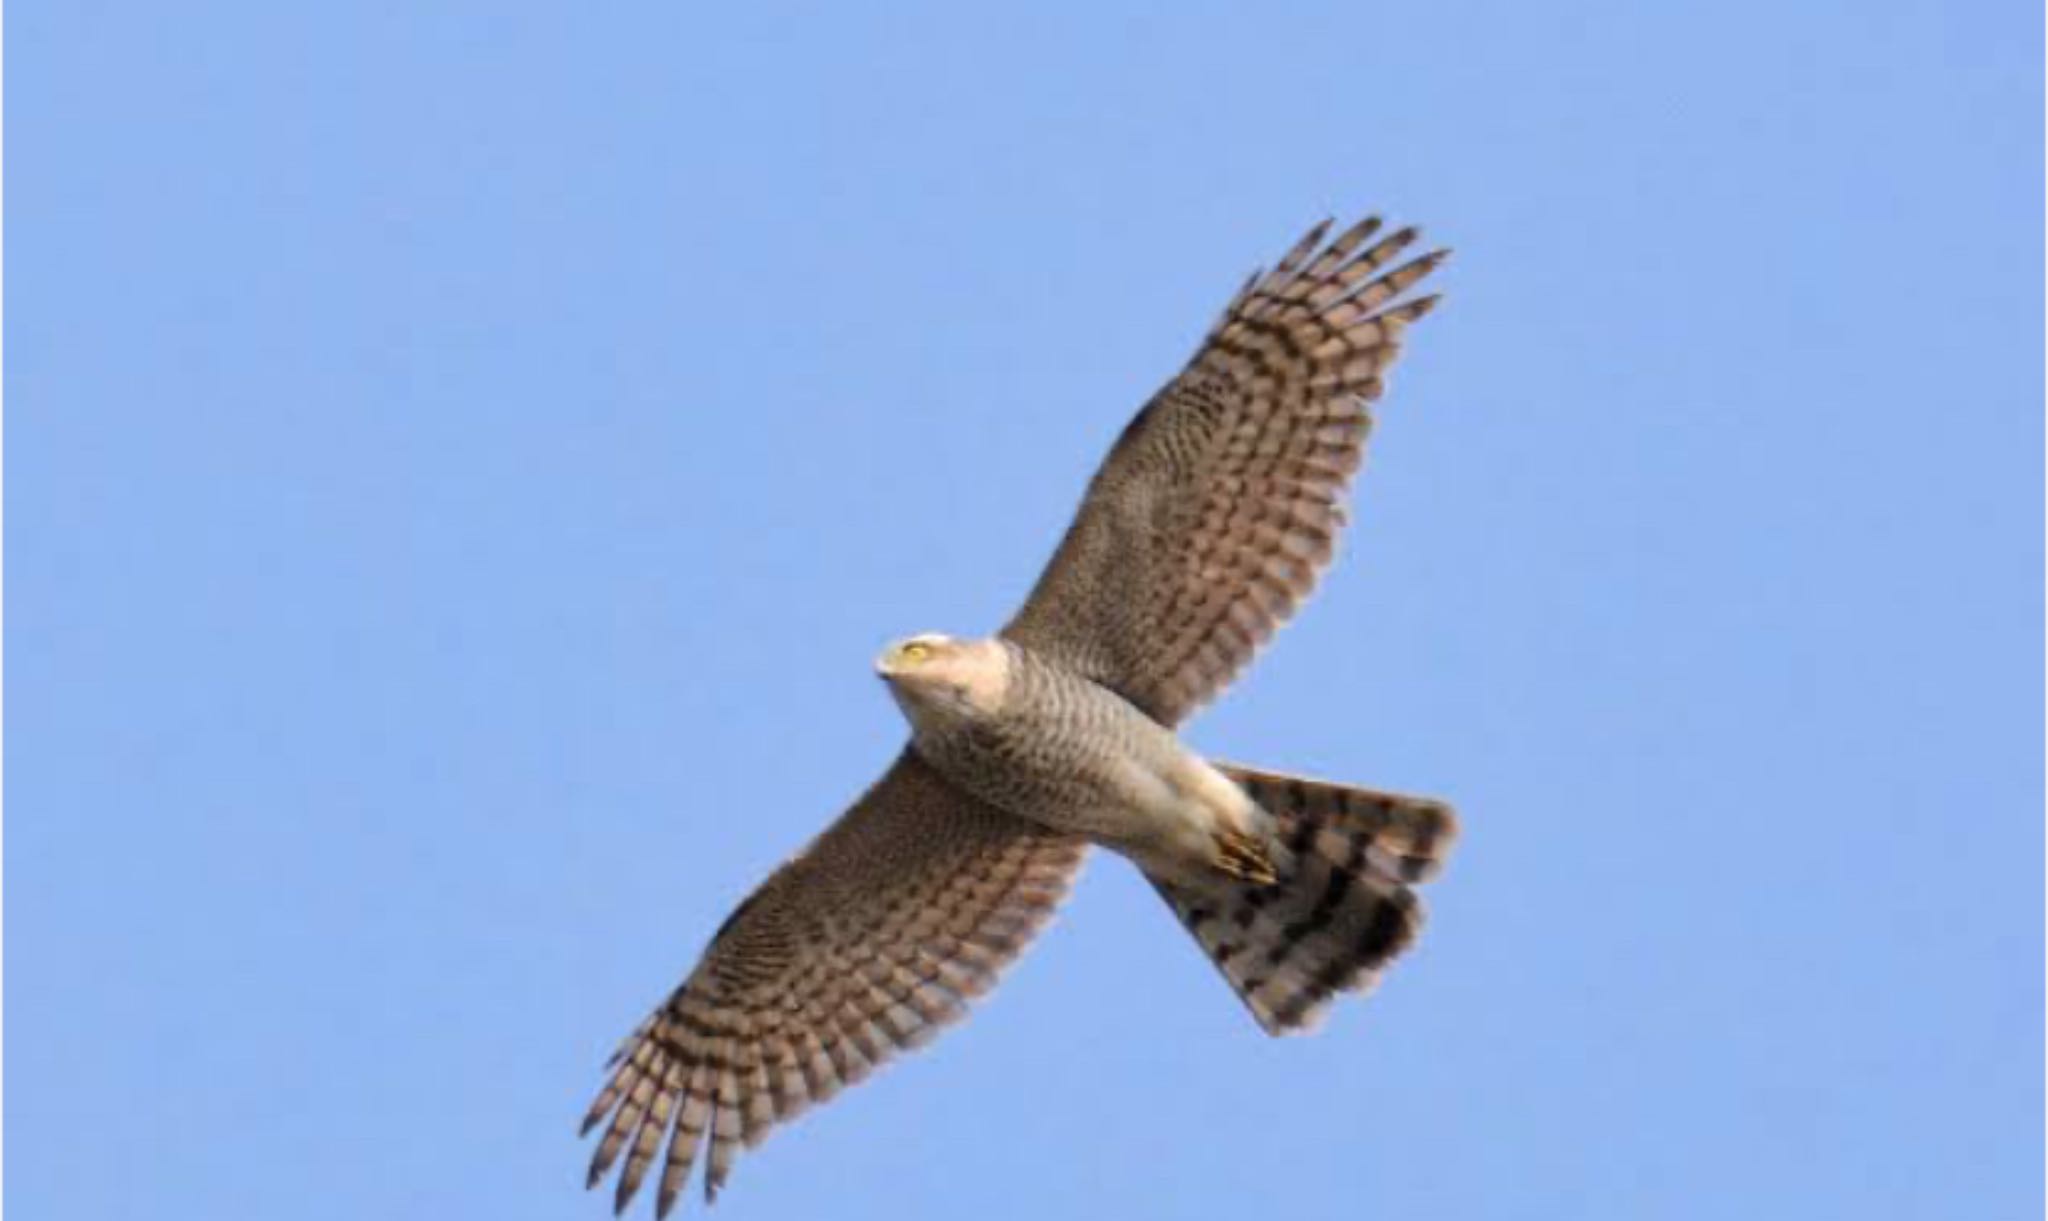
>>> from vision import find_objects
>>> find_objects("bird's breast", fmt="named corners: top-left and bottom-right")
top-left (910, 666), bottom-right (1253, 867)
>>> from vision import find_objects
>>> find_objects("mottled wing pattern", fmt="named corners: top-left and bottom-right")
top-left (1004, 217), bottom-right (1447, 724)
top-left (581, 751), bottom-right (1086, 1216)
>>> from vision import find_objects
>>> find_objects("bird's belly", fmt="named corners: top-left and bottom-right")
top-left (1089, 750), bottom-right (1265, 885)
top-left (929, 726), bottom-right (1255, 882)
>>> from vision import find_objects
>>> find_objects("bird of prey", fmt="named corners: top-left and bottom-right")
top-left (581, 214), bottom-right (1458, 1215)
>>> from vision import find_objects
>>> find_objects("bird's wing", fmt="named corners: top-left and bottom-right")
top-left (581, 750), bottom-right (1086, 1216)
top-left (1003, 216), bottom-right (1446, 725)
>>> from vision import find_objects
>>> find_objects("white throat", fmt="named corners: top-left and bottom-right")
top-left (885, 637), bottom-right (1013, 732)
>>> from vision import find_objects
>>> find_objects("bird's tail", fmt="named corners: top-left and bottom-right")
top-left (1148, 764), bottom-right (1457, 1034)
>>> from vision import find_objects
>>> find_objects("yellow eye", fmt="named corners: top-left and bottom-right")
top-left (899, 642), bottom-right (932, 663)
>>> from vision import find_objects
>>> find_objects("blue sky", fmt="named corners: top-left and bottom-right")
top-left (10, 3), bottom-right (2040, 1218)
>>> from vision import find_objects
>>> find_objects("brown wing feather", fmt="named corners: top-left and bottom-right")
top-left (1003, 216), bottom-right (1447, 724)
top-left (581, 751), bottom-right (1086, 1215)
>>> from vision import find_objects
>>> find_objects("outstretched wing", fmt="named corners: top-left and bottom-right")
top-left (1003, 216), bottom-right (1447, 725)
top-left (581, 751), bottom-right (1086, 1215)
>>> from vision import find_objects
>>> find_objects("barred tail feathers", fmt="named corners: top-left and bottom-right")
top-left (1151, 765), bottom-right (1457, 1035)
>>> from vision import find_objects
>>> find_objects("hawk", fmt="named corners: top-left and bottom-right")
top-left (582, 214), bottom-right (1458, 1214)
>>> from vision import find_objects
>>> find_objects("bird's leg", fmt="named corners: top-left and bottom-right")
top-left (1211, 826), bottom-right (1279, 887)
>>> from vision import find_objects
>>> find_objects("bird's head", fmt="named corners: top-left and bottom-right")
top-left (876, 633), bottom-right (1012, 730)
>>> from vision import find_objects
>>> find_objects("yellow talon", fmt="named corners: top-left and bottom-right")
top-left (1214, 828), bottom-right (1279, 886)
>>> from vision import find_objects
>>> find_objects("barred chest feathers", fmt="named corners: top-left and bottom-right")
top-left (877, 633), bottom-right (1267, 888)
